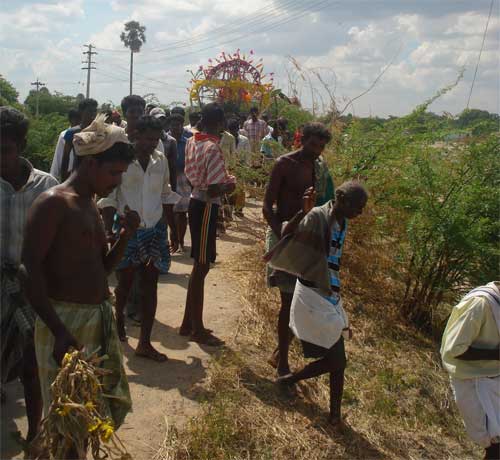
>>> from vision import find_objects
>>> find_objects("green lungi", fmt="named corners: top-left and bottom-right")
top-left (35, 299), bottom-right (131, 428)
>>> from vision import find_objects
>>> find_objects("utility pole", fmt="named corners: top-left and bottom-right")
top-left (129, 49), bottom-right (134, 95)
top-left (30, 78), bottom-right (45, 117)
top-left (82, 44), bottom-right (97, 98)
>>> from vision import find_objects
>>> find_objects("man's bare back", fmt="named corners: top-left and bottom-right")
top-left (40, 184), bottom-right (110, 304)
top-left (263, 149), bottom-right (314, 236)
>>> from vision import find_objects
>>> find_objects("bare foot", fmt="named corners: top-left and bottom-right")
top-left (179, 326), bottom-right (213, 337)
top-left (267, 350), bottom-right (279, 369)
top-left (328, 417), bottom-right (348, 434)
top-left (170, 242), bottom-right (179, 254)
top-left (135, 343), bottom-right (168, 362)
top-left (190, 331), bottom-right (224, 346)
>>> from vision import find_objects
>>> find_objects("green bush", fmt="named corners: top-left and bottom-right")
top-left (25, 113), bottom-right (67, 172)
top-left (330, 90), bottom-right (499, 331)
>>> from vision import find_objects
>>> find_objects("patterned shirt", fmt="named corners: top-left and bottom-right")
top-left (0, 158), bottom-right (59, 266)
top-left (184, 133), bottom-right (234, 204)
top-left (243, 118), bottom-right (269, 144)
top-left (324, 219), bottom-right (348, 306)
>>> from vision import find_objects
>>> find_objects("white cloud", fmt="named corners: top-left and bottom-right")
top-left (3, 1), bottom-right (499, 116)
top-left (0, 0), bottom-right (84, 39)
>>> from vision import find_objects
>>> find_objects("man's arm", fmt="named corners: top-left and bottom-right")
top-left (98, 188), bottom-right (119, 242)
top-left (456, 347), bottom-right (500, 361)
top-left (19, 192), bottom-right (79, 364)
top-left (263, 159), bottom-right (285, 237)
top-left (280, 187), bottom-right (316, 237)
top-left (103, 207), bottom-right (140, 274)
top-left (101, 207), bottom-right (117, 241)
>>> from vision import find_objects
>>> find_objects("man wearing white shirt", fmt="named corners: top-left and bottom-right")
top-left (49, 109), bottom-right (80, 180)
top-left (100, 115), bottom-right (179, 362)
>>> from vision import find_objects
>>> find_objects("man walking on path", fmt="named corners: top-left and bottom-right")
top-left (441, 282), bottom-right (500, 460)
top-left (59, 98), bottom-right (98, 181)
top-left (180, 103), bottom-right (236, 346)
top-left (1, 107), bottom-right (59, 453)
top-left (100, 115), bottom-right (179, 361)
top-left (266, 181), bottom-right (368, 429)
top-left (20, 114), bottom-right (137, 439)
top-left (243, 106), bottom-right (269, 153)
top-left (263, 122), bottom-right (333, 379)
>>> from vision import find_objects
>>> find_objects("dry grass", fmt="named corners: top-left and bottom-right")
top-left (155, 209), bottom-right (480, 460)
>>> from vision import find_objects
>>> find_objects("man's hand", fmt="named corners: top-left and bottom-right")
top-left (106, 231), bottom-right (118, 246)
top-left (223, 182), bottom-right (236, 194)
top-left (53, 329), bottom-right (80, 365)
top-left (302, 187), bottom-right (317, 214)
top-left (119, 205), bottom-right (140, 238)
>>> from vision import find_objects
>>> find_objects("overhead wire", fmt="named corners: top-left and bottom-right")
top-left (94, 0), bottom-right (335, 97)
top-left (134, 0), bottom-right (332, 65)
top-left (94, 0), bottom-right (307, 55)
top-left (466, 0), bottom-right (495, 109)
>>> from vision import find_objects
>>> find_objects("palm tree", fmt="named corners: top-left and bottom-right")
top-left (120, 21), bottom-right (146, 95)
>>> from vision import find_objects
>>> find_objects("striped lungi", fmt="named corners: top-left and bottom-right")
top-left (174, 171), bottom-right (191, 213)
top-left (35, 299), bottom-right (131, 427)
top-left (116, 220), bottom-right (171, 274)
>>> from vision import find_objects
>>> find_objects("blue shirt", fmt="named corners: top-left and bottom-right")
top-left (63, 126), bottom-right (81, 143)
top-left (171, 133), bottom-right (189, 172)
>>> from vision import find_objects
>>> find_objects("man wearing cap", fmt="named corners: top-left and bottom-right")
top-left (20, 114), bottom-right (138, 434)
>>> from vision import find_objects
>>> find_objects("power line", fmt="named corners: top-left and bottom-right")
top-left (136, 0), bottom-right (333, 65)
top-left (97, 0), bottom-right (332, 77)
top-left (146, 0), bottom-right (308, 53)
top-left (82, 44), bottom-right (97, 98)
top-left (466, 0), bottom-right (495, 109)
top-left (94, 0), bottom-right (307, 55)
top-left (30, 78), bottom-right (46, 117)
top-left (136, 0), bottom-right (330, 65)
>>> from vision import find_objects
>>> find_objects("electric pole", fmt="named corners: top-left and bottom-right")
top-left (82, 44), bottom-right (97, 98)
top-left (30, 78), bottom-right (45, 117)
top-left (129, 49), bottom-right (134, 95)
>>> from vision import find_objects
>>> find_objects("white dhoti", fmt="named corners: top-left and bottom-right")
top-left (451, 375), bottom-right (500, 448)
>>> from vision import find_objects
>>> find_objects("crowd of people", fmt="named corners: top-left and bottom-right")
top-left (0, 95), bottom-right (498, 459)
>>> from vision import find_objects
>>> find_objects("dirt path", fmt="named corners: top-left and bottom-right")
top-left (1, 200), bottom-right (262, 460)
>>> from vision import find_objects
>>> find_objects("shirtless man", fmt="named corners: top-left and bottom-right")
top-left (263, 122), bottom-right (332, 379)
top-left (19, 115), bottom-right (138, 441)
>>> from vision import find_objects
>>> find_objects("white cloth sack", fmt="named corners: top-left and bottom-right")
top-left (289, 279), bottom-right (348, 349)
top-left (451, 282), bottom-right (500, 448)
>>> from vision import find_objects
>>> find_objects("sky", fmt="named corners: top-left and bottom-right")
top-left (1, 0), bottom-right (499, 117)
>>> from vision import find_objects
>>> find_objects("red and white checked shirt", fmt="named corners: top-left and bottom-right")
top-left (243, 118), bottom-right (269, 143)
top-left (184, 133), bottom-right (234, 204)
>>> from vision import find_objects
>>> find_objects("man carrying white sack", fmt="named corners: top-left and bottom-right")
top-left (265, 181), bottom-right (368, 429)
top-left (441, 282), bottom-right (500, 460)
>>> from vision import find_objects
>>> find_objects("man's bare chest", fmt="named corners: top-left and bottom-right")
top-left (59, 203), bottom-right (106, 251)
